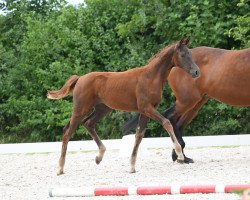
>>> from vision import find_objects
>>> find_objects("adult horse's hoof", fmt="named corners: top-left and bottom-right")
top-left (177, 159), bottom-right (184, 164)
top-left (172, 149), bottom-right (194, 164)
top-left (184, 156), bottom-right (194, 164)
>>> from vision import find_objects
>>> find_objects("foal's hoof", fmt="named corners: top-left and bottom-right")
top-left (95, 156), bottom-right (102, 165)
top-left (57, 169), bottom-right (64, 176)
top-left (130, 168), bottom-right (136, 173)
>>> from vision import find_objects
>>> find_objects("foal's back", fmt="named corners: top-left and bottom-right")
top-left (73, 66), bottom-right (149, 112)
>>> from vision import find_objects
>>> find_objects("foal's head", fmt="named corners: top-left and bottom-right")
top-left (173, 37), bottom-right (200, 78)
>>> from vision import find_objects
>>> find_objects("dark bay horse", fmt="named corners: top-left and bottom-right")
top-left (47, 38), bottom-right (200, 175)
top-left (123, 46), bottom-right (250, 163)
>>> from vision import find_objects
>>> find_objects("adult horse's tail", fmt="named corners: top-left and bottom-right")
top-left (47, 75), bottom-right (79, 99)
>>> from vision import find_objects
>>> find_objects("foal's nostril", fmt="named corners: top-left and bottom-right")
top-left (192, 69), bottom-right (200, 78)
top-left (195, 70), bottom-right (200, 77)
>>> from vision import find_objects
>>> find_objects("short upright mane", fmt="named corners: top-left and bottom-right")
top-left (147, 42), bottom-right (177, 64)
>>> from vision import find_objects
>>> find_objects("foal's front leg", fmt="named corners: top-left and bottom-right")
top-left (144, 106), bottom-right (184, 163)
top-left (130, 115), bottom-right (148, 173)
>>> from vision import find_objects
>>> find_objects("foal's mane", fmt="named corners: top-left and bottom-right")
top-left (147, 41), bottom-right (177, 65)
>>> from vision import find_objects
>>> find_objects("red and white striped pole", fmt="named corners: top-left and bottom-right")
top-left (49, 184), bottom-right (250, 197)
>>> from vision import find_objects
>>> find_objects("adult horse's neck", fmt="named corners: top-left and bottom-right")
top-left (146, 44), bottom-right (175, 80)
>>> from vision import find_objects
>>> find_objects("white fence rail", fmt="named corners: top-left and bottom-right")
top-left (0, 134), bottom-right (249, 154)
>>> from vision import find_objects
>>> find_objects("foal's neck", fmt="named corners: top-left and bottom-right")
top-left (146, 44), bottom-right (175, 80)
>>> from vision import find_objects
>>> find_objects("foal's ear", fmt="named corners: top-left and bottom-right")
top-left (180, 37), bottom-right (190, 45)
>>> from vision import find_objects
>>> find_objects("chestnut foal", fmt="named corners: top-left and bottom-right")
top-left (47, 38), bottom-right (200, 175)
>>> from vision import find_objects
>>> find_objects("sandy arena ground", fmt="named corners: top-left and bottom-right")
top-left (0, 146), bottom-right (249, 200)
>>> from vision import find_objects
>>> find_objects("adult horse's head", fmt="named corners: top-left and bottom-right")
top-left (173, 37), bottom-right (200, 78)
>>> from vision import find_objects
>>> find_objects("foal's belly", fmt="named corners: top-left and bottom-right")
top-left (101, 96), bottom-right (139, 112)
top-left (97, 84), bottom-right (139, 112)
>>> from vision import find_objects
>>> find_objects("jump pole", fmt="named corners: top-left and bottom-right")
top-left (49, 184), bottom-right (250, 197)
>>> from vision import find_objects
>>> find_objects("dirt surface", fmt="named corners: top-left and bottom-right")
top-left (0, 146), bottom-right (249, 200)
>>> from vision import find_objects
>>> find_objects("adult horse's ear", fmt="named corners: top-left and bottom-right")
top-left (180, 37), bottom-right (190, 45)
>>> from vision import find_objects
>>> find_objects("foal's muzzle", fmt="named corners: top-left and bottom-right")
top-left (190, 67), bottom-right (200, 78)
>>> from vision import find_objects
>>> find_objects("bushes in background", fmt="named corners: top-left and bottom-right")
top-left (0, 0), bottom-right (249, 143)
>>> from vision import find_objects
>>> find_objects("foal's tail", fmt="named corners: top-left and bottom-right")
top-left (47, 75), bottom-right (80, 99)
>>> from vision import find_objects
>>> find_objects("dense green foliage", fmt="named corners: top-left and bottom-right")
top-left (0, 0), bottom-right (249, 143)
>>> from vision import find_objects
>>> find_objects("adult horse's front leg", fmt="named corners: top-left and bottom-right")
top-left (167, 96), bottom-right (208, 163)
top-left (144, 105), bottom-right (184, 163)
top-left (130, 114), bottom-right (148, 173)
top-left (163, 106), bottom-right (190, 163)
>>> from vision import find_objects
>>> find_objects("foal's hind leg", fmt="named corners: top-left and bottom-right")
top-left (130, 114), bottom-right (148, 173)
top-left (83, 104), bottom-right (111, 164)
top-left (58, 113), bottom-right (84, 175)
